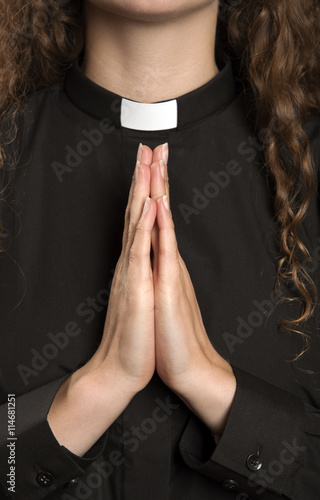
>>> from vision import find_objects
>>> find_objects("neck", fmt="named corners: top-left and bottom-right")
top-left (82, 2), bottom-right (219, 103)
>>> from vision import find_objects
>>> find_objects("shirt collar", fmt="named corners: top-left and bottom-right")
top-left (63, 50), bottom-right (236, 131)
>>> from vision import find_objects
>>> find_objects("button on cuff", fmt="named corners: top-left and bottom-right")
top-left (246, 453), bottom-right (263, 472)
top-left (222, 479), bottom-right (240, 492)
top-left (36, 471), bottom-right (54, 487)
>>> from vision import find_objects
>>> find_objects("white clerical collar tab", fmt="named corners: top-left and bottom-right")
top-left (120, 97), bottom-right (178, 131)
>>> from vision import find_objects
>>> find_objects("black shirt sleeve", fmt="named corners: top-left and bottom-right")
top-left (0, 374), bottom-right (108, 500)
top-left (179, 366), bottom-right (320, 500)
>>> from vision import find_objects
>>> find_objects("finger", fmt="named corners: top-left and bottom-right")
top-left (128, 195), bottom-right (157, 283)
top-left (154, 199), bottom-right (203, 338)
top-left (153, 142), bottom-right (168, 165)
top-left (178, 256), bottom-right (205, 331)
top-left (155, 194), bottom-right (180, 286)
top-left (122, 143), bottom-right (143, 253)
top-left (149, 144), bottom-right (165, 264)
top-left (127, 143), bottom-right (153, 225)
top-left (151, 215), bottom-right (159, 272)
top-left (122, 144), bottom-right (153, 255)
top-left (150, 143), bottom-right (170, 204)
top-left (150, 143), bottom-right (170, 261)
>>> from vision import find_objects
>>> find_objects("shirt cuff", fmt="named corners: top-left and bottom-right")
top-left (0, 374), bottom-right (108, 500)
top-left (179, 365), bottom-right (306, 499)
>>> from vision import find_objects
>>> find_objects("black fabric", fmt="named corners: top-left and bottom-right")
top-left (0, 54), bottom-right (320, 500)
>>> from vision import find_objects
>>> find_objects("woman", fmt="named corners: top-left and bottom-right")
top-left (0, 0), bottom-right (319, 498)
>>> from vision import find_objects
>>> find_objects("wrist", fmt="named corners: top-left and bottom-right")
top-left (72, 362), bottom-right (141, 409)
top-left (47, 364), bottom-right (138, 457)
top-left (82, 347), bottom-right (154, 397)
top-left (173, 363), bottom-right (237, 436)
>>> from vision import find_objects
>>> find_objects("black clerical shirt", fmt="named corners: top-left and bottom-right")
top-left (0, 51), bottom-right (320, 500)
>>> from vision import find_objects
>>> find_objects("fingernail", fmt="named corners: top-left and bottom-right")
top-left (142, 196), bottom-right (150, 214)
top-left (159, 159), bottom-right (166, 180)
top-left (162, 142), bottom-right (169, 164)
top-left (137, 143), bottom-right (143, 162)
top-left (135, 160), bottom-right (140, 180)
top-left (162, 195), bottom-right (170, 211)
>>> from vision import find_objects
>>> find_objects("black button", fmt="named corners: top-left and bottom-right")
top-left (36, 471), bottom-right (54, 487)
top-left (222, 479), bottom-right (240, 492)
top-left (64, 478), bottom-right (78, 488)
top-left (246, 453), bottom-right (263, 471)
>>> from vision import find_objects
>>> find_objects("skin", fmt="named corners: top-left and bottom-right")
top-left (81, 0), bottom-right (220, 102)
top-left (150, 144), bottom-right (236, 438)
top-left (47, 0), bottom-right (236, 456)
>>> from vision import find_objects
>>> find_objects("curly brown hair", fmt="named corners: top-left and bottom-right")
top-left (0, 0), bottom-right (319, 360)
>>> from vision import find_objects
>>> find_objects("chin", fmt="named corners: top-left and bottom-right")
top-left (85, 0), bottom-right (217, 22)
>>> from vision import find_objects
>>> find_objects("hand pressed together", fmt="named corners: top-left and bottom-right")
top-left (94, 141), bottom-right (237, 436)
top-left (149, 143), bottom-right (236, 437)
top-left (47, 143), bottom-right (236, 456)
